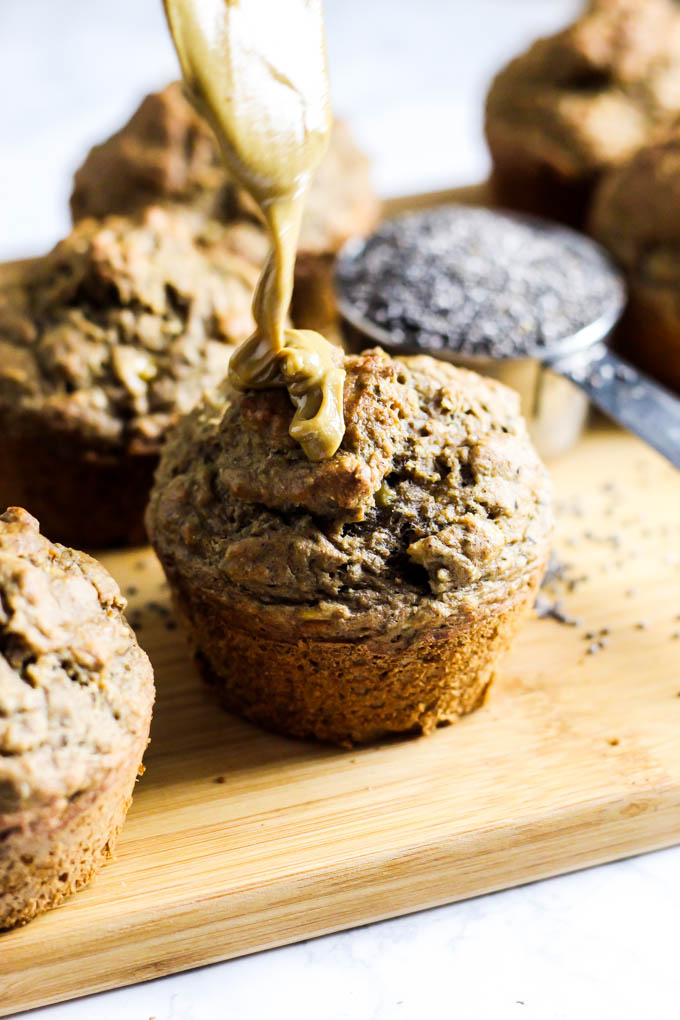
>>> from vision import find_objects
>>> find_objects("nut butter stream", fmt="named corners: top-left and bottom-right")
top-left (163, 0), bottom-right (345, 460)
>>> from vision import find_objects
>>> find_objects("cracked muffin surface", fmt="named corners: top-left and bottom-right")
top-left (148, 350), bottom-right (553, 641)
top-left (0, 204), bottom-right (263, 452)
top-left (0, 507), bottom-right (153, 814)
top-left (485, 0), bottom-right (680, 223)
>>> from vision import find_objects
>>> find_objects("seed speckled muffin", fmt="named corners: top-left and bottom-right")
top-left (590, 123), bottom-right (680, 389)
top-left (0, 508), bottom-right (154, 929)
top-left (0, 205), bottom-right (263, 548)
top-left (70, 82), bottom-right (382, 331)
top-left (485, 0), bottom-right (680, 226)
top-left (147, 349), bottom-right (553, 746)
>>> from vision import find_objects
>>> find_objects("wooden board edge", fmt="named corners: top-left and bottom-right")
top-left (3, 783), bottom-right (679, 1015)
top-left (383, 182), bottom-right (492, 217)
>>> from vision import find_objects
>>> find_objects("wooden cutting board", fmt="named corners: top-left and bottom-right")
top-left (2, 426), bottom-right (679, 1015)
top-left (2, 187), bottom-right (680, 1014)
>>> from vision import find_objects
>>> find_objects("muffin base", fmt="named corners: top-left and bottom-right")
top-left (0, 426), bottom-right (158, 548)
top-left (174, 568), bottom-right (543, 746)
top-left (615, 282), bottom-right (680, 392)
top-left (0, 757), bottom-right (142, 930)
top-left (489, 163), bottom-right (596, 230)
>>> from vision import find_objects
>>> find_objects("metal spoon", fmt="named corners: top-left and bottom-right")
top-left (335, 206), bottom-right (680, 467)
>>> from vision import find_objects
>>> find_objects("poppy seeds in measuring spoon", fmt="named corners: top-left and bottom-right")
top-left (336, 205), bottom-right (627, 458)
top-left (336, 206), bottom-right (624, 359)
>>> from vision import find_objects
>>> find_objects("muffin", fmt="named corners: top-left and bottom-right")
top-left (485, 0), bottom-right (680, 227)
top-left (147, 349), bottom-right (553, 746)
top-left (0, 507), bottom-right (154, 929)
top-left (70, 82), bottom-right (382, 331)
top-left (70, 81), bottom-right (231, 224)
top-left (0, 204), bottom-right (263, 548)
top-left (590, 124), bottom-right (680, 389)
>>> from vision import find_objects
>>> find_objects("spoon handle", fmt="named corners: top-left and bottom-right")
top-left (548, 342), bottom-right (680, 468)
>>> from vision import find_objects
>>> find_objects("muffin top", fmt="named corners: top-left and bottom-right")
top-left (148, 350), bottom-right (552, 640)
top-left (0, 508), bottom-right (154, 815)
top-left (0, 205), bottom-right (263, 451)
top-left (70, 82), bottom-right (381, 257)
top-left (485, 0), bottom-right (680, 179)
top-left (590, 121), bottom-right (680, 278)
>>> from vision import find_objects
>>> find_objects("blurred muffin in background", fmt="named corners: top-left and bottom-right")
top-left (71, 82), bottom-right (382, 332)
top-left (485, 0), bottom-right (680, 227)
top-left (590, 123), bottom-right (680, 390)
top-left (0, 205), bottom-right (262, 548)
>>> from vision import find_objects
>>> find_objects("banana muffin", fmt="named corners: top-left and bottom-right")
top-left (70, 82), bottom-right (382, 331)
top-left (0, 204), bottom-right (262, 548)
top-left (590, 124), bottom-right (680, 389)
top-left (0, 507), bottom-right (154, 928)
top-left (147, 349), bottom-right (553, 746)
top-left (485, 0), bottom-right (680, 227)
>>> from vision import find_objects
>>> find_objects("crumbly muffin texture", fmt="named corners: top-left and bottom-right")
top-left (148, 351), bottom-right (552, 642)
top-left (70, 82), bottom-right (381, 258)
top-left (0, 205), bottom-right (262, 451)
top-left (486, 0), bottom-right (680, 181)
top-left (0, 508), bottom-right (154, 815)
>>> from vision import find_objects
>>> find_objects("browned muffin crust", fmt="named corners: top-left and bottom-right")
top-left (148, 351), bottom-right (552, 744)
top-left (0, 508), bottom-right (154, 928)
top-left (0, 205), bottom-right (262, 546)
top-left (590, 123), bottom-right (680, 389)
top-left (485, 0), bottom-right (680, 225)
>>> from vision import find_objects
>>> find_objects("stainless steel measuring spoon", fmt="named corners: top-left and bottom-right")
top-left (335, 206), bottom-right (680, 467)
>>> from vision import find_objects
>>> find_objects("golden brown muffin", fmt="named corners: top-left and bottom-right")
top-left (485, 0), bottom-right (680, 227)
top-left (590, 123), bottom-right (680, 389)
top-left (147, 350), bottom-right (553, 746)
top-left (70, 82), bottom-right (382, 331)
top-left (0, 508), bottom-right (154, 929)
top-left (0, 205), bottom-right (263, 548)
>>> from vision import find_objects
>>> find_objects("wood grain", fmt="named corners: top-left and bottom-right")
top-left (1, 426), bottom-right (679, 1014)
top-left (1, 186), bottom-right (680, 1012)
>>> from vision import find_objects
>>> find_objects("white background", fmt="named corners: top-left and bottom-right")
top-left (2, 2), bottom-right (679, 1018)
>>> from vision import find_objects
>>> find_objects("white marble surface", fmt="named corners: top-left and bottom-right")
top-left (3, 1), bottom-right (679, 1017)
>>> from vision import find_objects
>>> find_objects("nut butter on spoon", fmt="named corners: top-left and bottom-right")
top-left (163, 0), bottom-right (345, 461)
